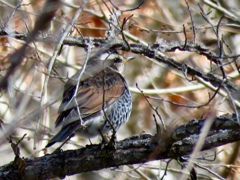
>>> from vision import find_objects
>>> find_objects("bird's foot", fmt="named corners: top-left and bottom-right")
top-left (100, 132), bottom-right (116, 151)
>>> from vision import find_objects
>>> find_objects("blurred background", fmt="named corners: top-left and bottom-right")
top-left (0, 0), bottom-right (239, 179)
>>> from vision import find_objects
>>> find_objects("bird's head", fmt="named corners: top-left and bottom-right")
top-left (94, 50), bottom-right (134, 73)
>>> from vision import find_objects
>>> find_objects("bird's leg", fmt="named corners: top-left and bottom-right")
top-left (99, 130), bottom-right (108, 145)
top-left (88, 138), bottom-right (93, 145)
top-left (99, 131), bottom-right (116, 150)
top-left (108, 128), bottom-right (117, 148)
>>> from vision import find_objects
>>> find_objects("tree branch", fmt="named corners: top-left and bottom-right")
top-left (1, 27), bottom-right (238, 93)
top-left (0, 113), bottom-right (239, 180)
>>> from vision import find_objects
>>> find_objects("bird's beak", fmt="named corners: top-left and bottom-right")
top-left (123, 56), bottom-right (135, 63)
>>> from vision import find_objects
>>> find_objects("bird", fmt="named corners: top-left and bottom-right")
top-left (46, 47), bottom-right (132, 147)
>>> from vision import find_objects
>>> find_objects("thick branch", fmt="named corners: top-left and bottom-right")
top-left (0, 113), bottom-right (239, 180)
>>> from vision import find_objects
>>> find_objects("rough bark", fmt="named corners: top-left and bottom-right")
top-left (0, 113), bottom-right (239, 180)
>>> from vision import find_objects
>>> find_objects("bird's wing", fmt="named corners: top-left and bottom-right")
top-left (55, 70), bottom-right (125, 127)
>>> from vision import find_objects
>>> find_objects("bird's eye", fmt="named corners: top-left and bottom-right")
top-left (114, 58), bottom-right (121, 63)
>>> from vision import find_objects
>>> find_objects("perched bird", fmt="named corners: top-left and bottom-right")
top-left (46, 47), bottom-right (132, 147)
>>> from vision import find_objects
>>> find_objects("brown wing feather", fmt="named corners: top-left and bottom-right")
top-left (76, 70), bottom-right (125, 115)
top-left (55, 69), bottom-right (125, 127)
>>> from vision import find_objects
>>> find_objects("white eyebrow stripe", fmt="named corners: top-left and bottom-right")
top-left (99, 53), bottom-right (119, 61)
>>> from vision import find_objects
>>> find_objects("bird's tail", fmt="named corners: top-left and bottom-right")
top-left (46, 121), bottom-right (80, 148)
